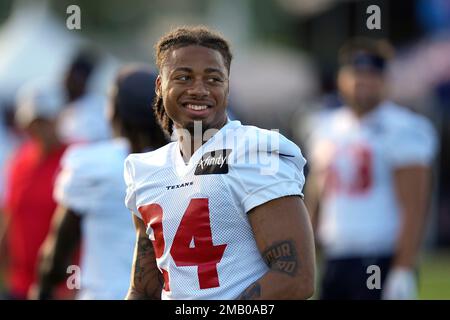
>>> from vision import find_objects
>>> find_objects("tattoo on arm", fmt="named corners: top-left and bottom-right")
top-left (237, 241), bottom-right (299, 299)
top-left (262, 240), bottom-right (298, 277)
top-left (130, 236), bottom-right (162, 299)
top-left (135, 236), bottom-right (152, 283)
top-left (237, 282), bottom-right (261, 300)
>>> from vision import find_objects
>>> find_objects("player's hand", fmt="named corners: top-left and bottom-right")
top-left (27, 283), bottom-right (40, 300)
top-left (382, 267), bottom-right (417, 300)
top-left (27, 283), bottom-right (53, 300)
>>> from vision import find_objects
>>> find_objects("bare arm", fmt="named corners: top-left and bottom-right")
top-left (33, 205), bottom-right (81, 299)
top-left (0, 209), bottom-right (7, 246)
top-left (237, 196), bottom-right (316, 300)
top-left (125, 214), bottom-right (163, 300)
top-left (304, 172), bottom-right (322, 233)
top-left (392, 165), bottom-right (432, 268)
top-left (0, 210), bottom-right (10, 273)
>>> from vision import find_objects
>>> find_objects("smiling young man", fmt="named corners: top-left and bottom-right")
top-left (124, 26), bottom-right (315, 300)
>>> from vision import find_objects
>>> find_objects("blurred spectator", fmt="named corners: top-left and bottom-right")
top-left (57, 50), bottom-right (112, 144)
top-left (31, 65), bottom-right (168, 299)
top-left (305, 38), bottom-right (438, 300)
top-left (0, 80), bottom-right (67, 299)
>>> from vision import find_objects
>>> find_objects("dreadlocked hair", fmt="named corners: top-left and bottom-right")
top-left (153, 25), bottom-right (233, 137)
top-left (153, 93), bottom-right (172, 139)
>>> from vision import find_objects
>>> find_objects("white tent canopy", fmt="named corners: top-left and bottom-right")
top-left (0, 0), bottom-right (83, 106)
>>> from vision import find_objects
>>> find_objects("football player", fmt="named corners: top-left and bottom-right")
top-left (31, 66), bottom-right (168, 299)
top-left (306, 38), bottom-right (438, 300)
top-left (124, 26), bottom-right (316, 300)
top-left (57, 50), bottom-right (112, 144)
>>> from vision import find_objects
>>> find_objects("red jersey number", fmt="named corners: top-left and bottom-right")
top-left (324, 144), bottom-right (373, 196)
top-left (139, 198), bottom-right (227, 291)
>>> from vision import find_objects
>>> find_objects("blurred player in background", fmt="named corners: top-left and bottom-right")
top-left (57, 50), bottom-right (111, 145)
top-left (31, 65), bottom-right (168, 299)
top-left (306, 38), bottom-right (438, 300)
top-left (0, 81), bottom-right (67, 299)
top-left (124, 26), bottom-right (315, 300)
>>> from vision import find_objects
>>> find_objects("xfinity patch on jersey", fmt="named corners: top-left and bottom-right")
top-left (195, 149), bottom-right (232, 175)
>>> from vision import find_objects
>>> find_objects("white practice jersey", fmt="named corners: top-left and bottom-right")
top-left (54, 138), bottom-right (135, 299)
top-left (124, 120), bottom-right (306, 300)
top-left (309, 101), bottom-right (438, 258)
top-left (0, 125), bottom-right (18, 205)
top-left (57, 93), bottom-right (112, 144)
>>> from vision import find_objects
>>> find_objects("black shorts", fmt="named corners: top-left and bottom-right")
top-left (320, 255), bottom-right (393, 300)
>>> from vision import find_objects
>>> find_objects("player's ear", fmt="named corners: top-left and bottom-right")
top-left (155, 75), bottom-right (162, 97)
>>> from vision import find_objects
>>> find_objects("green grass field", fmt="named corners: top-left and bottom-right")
top-left (312, 249), bottom-right (450, 300)
top-left (419, 250), bottom-right (450, 299)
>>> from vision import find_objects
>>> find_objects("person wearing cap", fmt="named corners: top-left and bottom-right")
top-left (30, 65), bottom-right (168, 300)
top-left (306, 38), bottom-right (438, 300)
top-left (0, 81), bottom-right (68, 299)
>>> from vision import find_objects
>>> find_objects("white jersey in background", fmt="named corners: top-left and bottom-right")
top-left (124, 120), bottom-right (306, 300)
top-left (57, 93), bottom-right (112, 144)
top-left (309, 101), bottom-right (438, 258)
top-left (54, 138), bottom-right (135, 300)
top-left (0, 124), bottom-right (19, 205)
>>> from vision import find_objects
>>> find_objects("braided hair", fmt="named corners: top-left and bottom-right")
top-left (153, 26), bottom-right (233, 137)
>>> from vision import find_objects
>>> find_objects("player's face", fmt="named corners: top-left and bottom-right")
top-left (157, 45), bottom-right (229, 134)
top-left (338, 66), bottom-right (385, 114)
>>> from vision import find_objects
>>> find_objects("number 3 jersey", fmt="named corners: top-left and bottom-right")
top-left (124, 120), bottom-right (306, 299)
top-left (309, 101), bottom-right (438, 258)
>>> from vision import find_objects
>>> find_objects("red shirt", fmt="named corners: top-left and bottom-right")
top-left (4, 139), bottom-right (67, 297)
